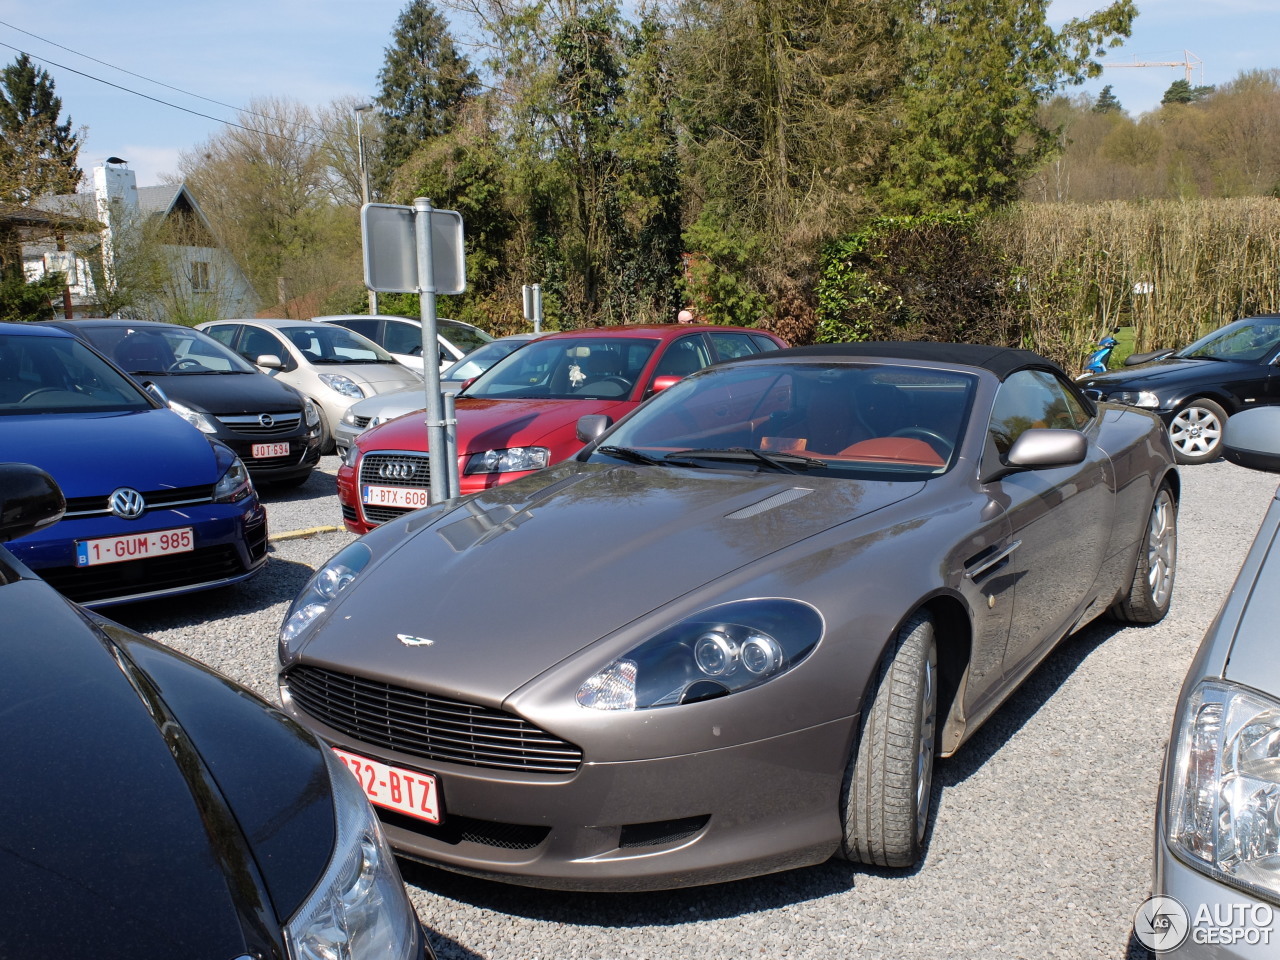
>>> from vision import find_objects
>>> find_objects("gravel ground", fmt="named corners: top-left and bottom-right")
top-left (108, 454), bottom-right (1279, 960)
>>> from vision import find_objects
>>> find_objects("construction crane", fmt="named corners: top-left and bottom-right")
top-left (1105, 50), bottom-right (1204, 84)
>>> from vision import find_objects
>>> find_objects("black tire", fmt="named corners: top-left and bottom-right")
top-left (839, 611), bottom-right (938, 868)
top-left (1168, 398), bottom-right (1227, 465)
top-left (1108, 483), bottom-right (1177, 624)
top-left (313, 407), bottom-right (335, 456)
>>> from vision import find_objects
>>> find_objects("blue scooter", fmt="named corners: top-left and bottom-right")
top-left (1079, 330), bottom-right (1119, 379)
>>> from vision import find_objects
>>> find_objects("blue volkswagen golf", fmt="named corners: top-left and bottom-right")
top-left (0, 322), bottom-right (268, 607)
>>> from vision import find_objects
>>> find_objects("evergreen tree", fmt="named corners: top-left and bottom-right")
top-left (374, 0), bottom-right (479, 195)
top-left (1161, 78), bottom-right (1214, 105)
top-left (1093, 84), bottom-right (1122, 113)
top-left (0, 54), bottom-right (82, 202)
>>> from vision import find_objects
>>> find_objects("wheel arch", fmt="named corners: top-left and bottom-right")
top-left (902, 594), bottom-right (971, 759)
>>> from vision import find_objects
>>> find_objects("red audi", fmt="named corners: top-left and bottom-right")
top-left (337, 324), bottom-right (786, 532)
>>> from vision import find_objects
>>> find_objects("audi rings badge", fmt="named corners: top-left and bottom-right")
top-left (109, 487), bottom-right (146, 519)
top-left (379, 461), bottom-right (418, 481)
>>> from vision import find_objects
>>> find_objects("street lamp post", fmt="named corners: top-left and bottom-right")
top-left (354, 103), bottom-right (378, 315)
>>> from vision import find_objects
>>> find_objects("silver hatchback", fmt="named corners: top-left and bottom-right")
top-left (199, 318), bottom-right (421, 454)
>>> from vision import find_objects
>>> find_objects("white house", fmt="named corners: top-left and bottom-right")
top-left (23, 160), bottom-right (259, 320)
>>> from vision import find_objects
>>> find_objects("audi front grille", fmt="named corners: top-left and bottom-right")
top-left (358, 452), bottom-right (431, 526)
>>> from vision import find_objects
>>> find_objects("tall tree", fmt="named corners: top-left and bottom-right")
top-left (1093, 85), bottom-right (1121, 114)
top-left (375, 0), bottom-right (480, 193)
top-left (877, 0), bottom-right (1136, 215)
top-left (0, 54), bottom-right (83, 202)
top-left (1162, 79), bottom-right (1214, 105)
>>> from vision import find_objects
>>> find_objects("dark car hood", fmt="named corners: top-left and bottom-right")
top-left (1, 409), bottom-right (218, 495)
top-left (367, 395), bottom-right (635, 453)
top-left (144, 371), bottom-right (302, 416)
top-left (301, 465), bottom-right (922, 701)
top-left (1084, 356), bottom-right (1237, 391)
top-left (0, 581), bottom-right (269, 959)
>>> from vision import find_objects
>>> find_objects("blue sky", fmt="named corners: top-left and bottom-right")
top-left (0, 0), bottom-right (1275, 189)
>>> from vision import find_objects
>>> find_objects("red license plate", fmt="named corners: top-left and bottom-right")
top-left (332, 747), bottom-right (442, 823)
top-left (75, 527), bottom-right (194, 567)
top-left (252, 442), bottom-right (291, 458)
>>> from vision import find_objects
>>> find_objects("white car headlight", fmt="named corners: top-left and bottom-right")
top-left (464, 447), bottom-right (550, 475)
top-left (1106, 390), bottom-right (1161, 409)
top-left (284, 748), bottom-right (421, 960)
top-left (281, 542), bottom-right (372, 655)
top-left (303, 397), bottom-right (321, 428)
top-left (169, 400), bottom-right (218, 434)
top-left (320, 374), bottom-right (366, 401)
top-left (212, 457), bottom-right (254, 503)
top-left (1167, 680), bottom-right (1280, 901)
top-left (576, 599), bottom-right (822, 711)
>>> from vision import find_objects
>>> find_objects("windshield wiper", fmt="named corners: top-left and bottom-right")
top-left (597, 445), bottom-right (675, 466)
top-left (664, 447), bottom-right (825, 474)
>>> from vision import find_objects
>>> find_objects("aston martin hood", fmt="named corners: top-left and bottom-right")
top-left (296, 464), bottom-right (922, 700)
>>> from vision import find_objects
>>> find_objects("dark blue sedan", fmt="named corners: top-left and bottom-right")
top-left (0, 322), bottom-right (268, 607)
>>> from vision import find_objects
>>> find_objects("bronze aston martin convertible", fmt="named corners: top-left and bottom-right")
top-left (278, 341), bottom-right (1179, 891)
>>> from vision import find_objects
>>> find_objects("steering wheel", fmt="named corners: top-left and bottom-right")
top-left (889, 426), bottom-right (955, 459)
top-left (167, 359), bottom-right (205, 372)
top-left (579, 376), bottom-right (632, 393)
top-left (19, 387), bottom-right (69, 403)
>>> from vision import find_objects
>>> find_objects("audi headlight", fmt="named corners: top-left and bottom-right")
top-left (212, 456), bottom-right (254, 503)
top-left (303, 397), bottom-right (321, 428)
top-left (169, 400), bottom-right (218, 434)
top-left (281, 541), bottom-right (372, 656)
top-left (284, 748), bottom-right (422, 960)
top-left (1167, 680), bottom-right (1280, 902)
top-left (320, 374), bottom-right (366, 400)
top-left (576, 599), bottom-right (822, 711)
top-left (1106, 390), bottom-right (1161, 409)
top-left (342, 442), bottom-right (360, 468)
top-left (464, 447), bottom-right (550, 475)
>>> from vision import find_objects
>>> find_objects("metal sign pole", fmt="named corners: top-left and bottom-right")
top-left (414, 197), bottom-right (453, 503)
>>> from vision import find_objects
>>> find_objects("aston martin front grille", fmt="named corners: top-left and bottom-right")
top-left (285, 665), bottom-right (584, 774)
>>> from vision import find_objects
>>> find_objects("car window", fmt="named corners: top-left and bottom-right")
top-left (383, 320), bottom-right (425, 356)
top-left (988, 369), bottom-right (1087, 456)
top-left (438, 320), bottom-right (492, 354)
top-left (468, 337), bottom-right (659, 400)
top-left (750, 334), bottom-right (782, 353)
top-left (709, 332), bottom-right (760, 360)
top-left (0, 333), bottom-right (149, 413)
top-left (240, 327), bottom-right (290, 367)
top-left (336, 318), bottom-right (379, 340)
top-left (1178, 318), bottom-right (1280, 363)
top-left (652, 336), bottom-right (711, 380)
top-left (202, 324), bottom-right (240, 349)
top-left (283, 326), bottom-right (394, 364)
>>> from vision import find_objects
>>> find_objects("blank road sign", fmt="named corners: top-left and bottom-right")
top-left (362, 203), bottom-right (466, 294)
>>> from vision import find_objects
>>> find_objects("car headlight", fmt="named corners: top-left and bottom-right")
top-left (1167, 680), bottom-right (1280, 903)
top-left (281, 541), bottom-right (373, 655)
top-left (1105, 390), bottom-right (1161, 409)
top-left (320, 374), bottom-right (367, 401)
top-left (341, 406), bottom-right (361, 427)
top-left (169, 400), bottom-right (218, 434)
top-left (284, 747), bottom-right (421, 960)
top-left (576, 599), bottom-right (822, 711)
top-left (464, 447), bottom-right (551, 475)
top-left (212, 457), bottom-right (254, 503)
top-left (304, 397), bottom-right (321, 428)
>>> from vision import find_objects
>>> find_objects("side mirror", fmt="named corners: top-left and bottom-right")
top-left (1223, 407), bottom-right (1280, 472)
top-left (983, 429), bottom-right (1087, 482)
top-left (651, 375), bottom-right (682, 394)
top-left (576, 414), bottom-right (613, 444)
top-left (0, 463), bottom-right (65, 543)
top-left (255, 354), bottom-right (284, 370)
top-left (141, 380), bottom-right (169, 406)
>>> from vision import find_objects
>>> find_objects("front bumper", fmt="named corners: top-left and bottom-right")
top-left (281, 683), bottom-right (853, 892)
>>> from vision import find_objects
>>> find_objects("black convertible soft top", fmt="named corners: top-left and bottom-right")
top-left (761, 341), bottom-right (1064, 381)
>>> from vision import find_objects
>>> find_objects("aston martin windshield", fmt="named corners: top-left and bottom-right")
top-left (587, 361), bottom-right (977, 479)
top-left (466, 336), bottom-right (660, 400)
